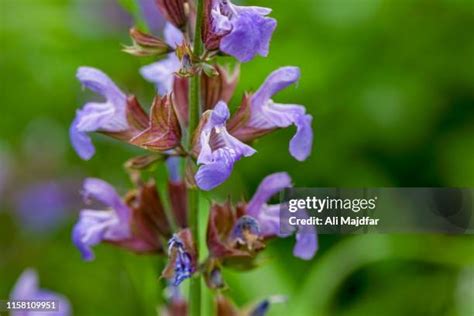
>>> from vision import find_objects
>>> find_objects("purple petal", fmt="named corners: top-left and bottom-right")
top-left (164, 22), bottom-right (184, 48)
top-left (10, 269), bottom-right (38, 300)
top-left (72, 210), bottom-right (115, 261)
top-left (73, 179), bottom-right (132, 260)
top-left (211, 7), bottom-right (232, 33)
top-left (247, 172), bottom-right (292, 217)
top-left (246, 67), bottom-right (313, 161)
top-left (83, 178), bottom-right (130, 222)
top-left (138, 0), bottom-right (165, 32)
top-left (254, 204), bottom-right (292, 237)
top-left (72, 209), bottom-right (129, 261)
top-left (140, 54), bottom-right (180, 95)
top-left (234, 5), bottom-right (272, 16)
top-left (220, 11), bottom-right (276, 62)
top-left (289, 114), bottom-right (313, 161)
top-left (210, 100), bottom-right (230, 125)
top-left (70, 116), bottom-right (95, 160)
top-left (77, 67), bottom-right (125, 106)
top-left (11, 269), bottom-right (71, 316)
top-left (71, 67), bottom-right (127, 159)
top-left (195, 150), bottom-right (234, 191)
top-left (252, 67), bottom-right (300, 108)
top-left (293, 226), bottom-right (318, 260)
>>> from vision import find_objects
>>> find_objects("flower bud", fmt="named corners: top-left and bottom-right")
top-left (201, 65), bottom-right (239, 110)
top-left (123, 27), bottom-right (173, 57)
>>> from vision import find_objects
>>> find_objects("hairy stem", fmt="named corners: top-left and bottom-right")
top-left (187, 0), bottom-right (205, 315)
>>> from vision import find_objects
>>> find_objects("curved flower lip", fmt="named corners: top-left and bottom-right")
top-left (11, 269), bottom-right (71, 316)
top-left (70, 67), bottom-right (127, 160)
top-left (195, 101), bottom-right (256, 191)
top-left (229, 66), bottom-right (313, 161)
top-left (82, 178), bottom-right (130, 222)
top-left (251, 66), bottom-right (300, 108)
top-left (247, 172), bottom-right (292, 217)
top-left (247, 172), bottom-right (318, 260)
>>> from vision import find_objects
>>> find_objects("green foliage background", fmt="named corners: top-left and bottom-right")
top-left (1, 0), bottom-right (473, 315)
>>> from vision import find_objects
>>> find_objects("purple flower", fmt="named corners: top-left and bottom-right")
top-left (195, 101), bottom-right (256, 191)
top-left (10, 269), bottom-right (71, 316)
top-left (72, 178), bottom-right (131, 261)
top-left (140, 23), bottom-right (183, 94)
top-left (138, 0), bottom-right (165, 33)
top-left (14, 181), bottom-right (77, 233)
top-left (247, 172), bottom-right (317, 260)
top-left (168, 235), bottom-right (193, 286)
top-left (232, 66), bottom-right (313, 161)
top-left (211, 0), bottom-right (276, 62)
top-left (70, 67), bottom-right (127, 160)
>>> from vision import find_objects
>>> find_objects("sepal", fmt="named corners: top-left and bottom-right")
top-left (155, 0), bottom-right (188, 29)
top-left (202, 65), bottom-right (239, 111)
top-left (130, 95), bottom-right (182, 151)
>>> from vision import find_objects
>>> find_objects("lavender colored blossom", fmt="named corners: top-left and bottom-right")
top-left (211, 0), bottom-right (276, 62)
top-left (70, 67), bottom-right (127, 160)
top-left (72, 178), bottom-right (131, 261)
top-left (14, 182), bottom-right (75, 233)
top-left (249, 67), bottom-right (313, 161)
top-left (168, 235), bottom-right (193, 286)
top-left (140, 23), bottom-right (184, 94)
top-left (10, 269), bottom-right (71, 316)
top-left (138, 0), bottom-right (165, 32)
top-left (195, 101), bottom-right (256, 191)
top-left (247, 172), bottom-right (317, 260)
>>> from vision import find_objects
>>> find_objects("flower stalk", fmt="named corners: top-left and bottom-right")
top-left (70, 0), bottom-right (317, 314)
top-left (187, 0), bottom-right (205, 315)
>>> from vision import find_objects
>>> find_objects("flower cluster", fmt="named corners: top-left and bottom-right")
top-left (70, 0), bottom-right (317, 314)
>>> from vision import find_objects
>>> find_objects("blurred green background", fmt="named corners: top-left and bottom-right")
top-left (1, 0), bottom-right (473, 315)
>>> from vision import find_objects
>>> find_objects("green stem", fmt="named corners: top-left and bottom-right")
top-left (187, 0), bottom-right (205, 315)
top-left (187, 188), bottom-right (200, 316)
